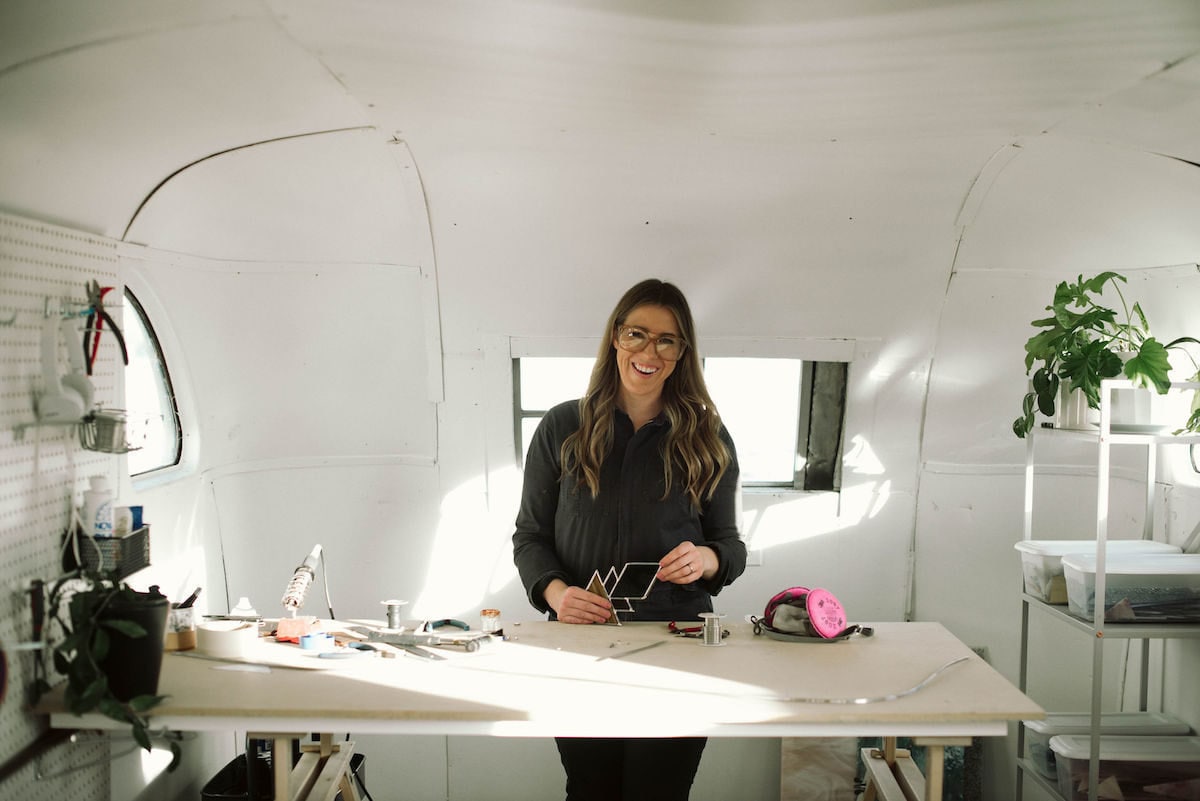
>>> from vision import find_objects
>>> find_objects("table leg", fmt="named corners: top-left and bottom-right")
top-left (274, 736), bottom-right (293, 799)
top-left (250, 732), bottom-right (358, 801)
top-left (861, 737), bottom-right (972, 801)
top-left (911, 737), bottom-right (971, 801)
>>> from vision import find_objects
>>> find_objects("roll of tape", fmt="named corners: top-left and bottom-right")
top-left (300, 633), bottom-right (334, 651)
top-left (196, 620), bottom-right (258, 658)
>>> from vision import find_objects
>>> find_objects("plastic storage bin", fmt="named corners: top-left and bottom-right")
top-left (1015, 540), bottom-right (1181, 604)
top-left (1025, 712), bottom-right (1190, 779)
top-left (1050, 734), bottom-right (1200, 801)
top-left (1062, 552), bottom-right (1200, 622)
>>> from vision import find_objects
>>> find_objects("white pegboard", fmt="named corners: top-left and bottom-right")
top-left (0, 210), bottom-right (124, 801)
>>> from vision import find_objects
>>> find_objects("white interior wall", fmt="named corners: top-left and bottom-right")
top-left (4, 3), bottom-right (1200, 801)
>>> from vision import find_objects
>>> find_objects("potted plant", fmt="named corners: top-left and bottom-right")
top-left (1013, 271), bottom-right (1200, 438)
top-left (34, 569), bottom-right (180, 769)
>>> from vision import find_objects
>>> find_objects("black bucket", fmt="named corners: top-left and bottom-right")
top-left (99, 584), bottom-right (169, 701)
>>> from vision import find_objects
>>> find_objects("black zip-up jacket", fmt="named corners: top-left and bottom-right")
top-left (513, 399), bottom-right (746, 622)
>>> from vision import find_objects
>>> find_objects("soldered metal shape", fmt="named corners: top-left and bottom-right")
top-left (585, 562), bottom-right (660, 626)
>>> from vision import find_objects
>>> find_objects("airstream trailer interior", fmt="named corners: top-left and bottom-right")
top-left (3, 2), bottom-right (1200, 800)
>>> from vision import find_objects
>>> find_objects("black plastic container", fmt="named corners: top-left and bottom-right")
top-left (99, 584), bottom-right (169, 701)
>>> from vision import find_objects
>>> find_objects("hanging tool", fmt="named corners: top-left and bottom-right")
top-left (82, 280), bottom-right (128, 376)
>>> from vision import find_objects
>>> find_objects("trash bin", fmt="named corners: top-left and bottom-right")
top-left (200, 752), bottom-right (271, 800)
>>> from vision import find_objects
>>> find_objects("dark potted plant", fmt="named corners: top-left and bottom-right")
top-left (1013, 271), bottom-right (1200, 438)
top-left (34, 569), bottom-right (180, 769)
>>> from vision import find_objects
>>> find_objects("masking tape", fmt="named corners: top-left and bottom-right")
top-left (196, 620), bottom-right (258, 658)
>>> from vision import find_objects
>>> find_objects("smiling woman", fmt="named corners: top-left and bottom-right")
top-left (511, 278), bottom-right (748, 801)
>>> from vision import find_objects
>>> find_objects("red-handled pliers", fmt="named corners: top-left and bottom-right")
top-left (83, 280), bottom-right (128, 376)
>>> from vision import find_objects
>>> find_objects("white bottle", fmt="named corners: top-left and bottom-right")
top-left (81, 475), bottom-right (114, 538)
top-left (231, 597), bottom-right (258, 618)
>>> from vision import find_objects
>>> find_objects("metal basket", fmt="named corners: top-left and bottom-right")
top-left (78, 409), bottom-right (137, 453)
top-left (63, 525), bottom-right (151, 580)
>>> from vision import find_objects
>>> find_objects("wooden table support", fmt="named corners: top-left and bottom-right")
top-left (860, 736), bottom-right (972, 801)
top-left (251, 732), bottom-right (360, 801)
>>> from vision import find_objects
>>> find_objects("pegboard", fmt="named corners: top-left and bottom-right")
top-left (0, 211), bottom-right (124, 801)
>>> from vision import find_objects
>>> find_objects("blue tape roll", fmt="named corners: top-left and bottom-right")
top-left (300, 633), bottom-right (332, 650)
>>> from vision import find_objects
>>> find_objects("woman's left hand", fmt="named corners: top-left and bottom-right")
top-left (657, 543), bottom-right (717, 584)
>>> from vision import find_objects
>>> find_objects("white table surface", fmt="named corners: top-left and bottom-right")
top-left (46, 619), bottom-right (1041, 740)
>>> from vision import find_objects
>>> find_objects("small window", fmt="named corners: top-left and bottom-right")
top-left (123, 289), bottom-right (182, 474)
top-left (514, 356), bottom-right (846, 491)
top-left (514, 357), bottom-right (594, 464)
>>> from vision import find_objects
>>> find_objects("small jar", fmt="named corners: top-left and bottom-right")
top-left (480, 608), bottom-right (501, 633)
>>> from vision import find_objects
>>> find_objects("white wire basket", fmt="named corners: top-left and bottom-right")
top-left (78, 409), bottom-right (139, 454)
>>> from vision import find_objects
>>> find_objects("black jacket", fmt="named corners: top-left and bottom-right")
top-left (513, 399), bottom-right (746, 622)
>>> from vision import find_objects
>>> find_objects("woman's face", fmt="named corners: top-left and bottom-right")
top-left (613, 303), bottom-right (680, 411)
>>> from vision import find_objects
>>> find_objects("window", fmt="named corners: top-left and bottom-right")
top-left (514, 356), bottom-right (847, 491)
top-left (123, 289), bottom-right (182, 474)
top-left (515, 357), bottom-right (594, 468)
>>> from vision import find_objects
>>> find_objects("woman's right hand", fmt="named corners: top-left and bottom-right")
top-left (544, 579), bottom-right (612, 624)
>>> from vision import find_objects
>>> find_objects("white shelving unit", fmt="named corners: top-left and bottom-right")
top-left (1015, 380), bottom-right (1200, 801)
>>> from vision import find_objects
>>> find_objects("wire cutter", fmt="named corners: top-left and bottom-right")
top-left (83, 280), bottom-right (128, 376)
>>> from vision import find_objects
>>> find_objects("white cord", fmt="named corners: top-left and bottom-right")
top-left (777, 656), bottom-right (970, 705)
top-left (320, 551), bottom-right (335, 619)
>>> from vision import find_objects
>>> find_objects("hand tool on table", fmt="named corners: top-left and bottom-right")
top-left (350, 625), bottom-right (494, 659)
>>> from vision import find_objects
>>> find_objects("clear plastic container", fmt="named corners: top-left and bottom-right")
top-left (1015, 540), bottom-right (1181, 604)
top-left (1062, 552), bottom-right (1200, 622)
top-left (1025, 712), bottom-right (1190, 779)
top-left (1050, 734), bottom-right (1200, 801)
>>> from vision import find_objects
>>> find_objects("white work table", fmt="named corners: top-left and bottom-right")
top-left (45, 620), bottom-right (1042, 800)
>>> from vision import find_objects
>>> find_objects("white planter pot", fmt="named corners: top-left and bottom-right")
top-left (1055, 383), bottom-right (1097, 431)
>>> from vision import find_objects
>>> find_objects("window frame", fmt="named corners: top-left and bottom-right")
top-left (123, 288), bottom-right (184, 475)
top-left (507, 336), bottom-right (855, 494)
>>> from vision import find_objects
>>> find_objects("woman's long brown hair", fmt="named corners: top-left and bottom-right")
top-left (560, 279), bottom-right (731, 508)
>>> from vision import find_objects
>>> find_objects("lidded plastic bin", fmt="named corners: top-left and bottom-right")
top-left (1049, 734), bottom-right (1200, 801)
top-left (1062, 552), bottom-right (1200, 622)
top-left (1024, 712), bottom-right (1190, 779)
top-left (1015, 540), bottom-right (1181, 604)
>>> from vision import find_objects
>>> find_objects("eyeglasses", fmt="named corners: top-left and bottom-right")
top-left (615, 325), bottom-right (688, 361)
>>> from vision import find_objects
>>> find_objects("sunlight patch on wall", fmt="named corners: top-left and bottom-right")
top-left (411, 473), bottom-right (521, 620)
top-left (843, 434), bottom-right (884, 476)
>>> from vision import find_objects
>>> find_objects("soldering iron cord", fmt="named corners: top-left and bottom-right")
top-left (776, 656), bottom-right (970, 705)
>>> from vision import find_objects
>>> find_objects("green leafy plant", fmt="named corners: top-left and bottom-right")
top-left (34, 570), bottom-right (180, 770)
top-left (1013, 271), bottom-right (1200, 438)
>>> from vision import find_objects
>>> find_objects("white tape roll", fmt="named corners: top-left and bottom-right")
top-left (196, 620), bottom-right (258, 658)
